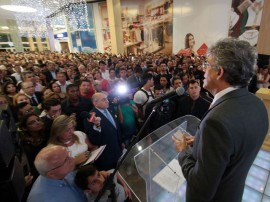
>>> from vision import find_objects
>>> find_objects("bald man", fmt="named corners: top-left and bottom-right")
top-left (27, 146), bottom-right (87, 202)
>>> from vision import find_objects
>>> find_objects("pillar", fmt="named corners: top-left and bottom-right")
top-left (7, 20), bottom-right (24, 52)
top-left (106, 0), bottom-right (124, 54)
top-left (257, 0), bottom-right (270, 55)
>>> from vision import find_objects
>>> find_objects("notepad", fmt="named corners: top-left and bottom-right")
top-left (83, 145), bottom-right (106, 166)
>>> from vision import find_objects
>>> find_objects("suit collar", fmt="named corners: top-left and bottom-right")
top-left (200, 88), bottom-right (249, 121)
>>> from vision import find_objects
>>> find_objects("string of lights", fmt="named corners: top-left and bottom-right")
top-left (11, 0), bottom-right (89, 38)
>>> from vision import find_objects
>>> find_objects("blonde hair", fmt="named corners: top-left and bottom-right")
top-left (13, 93), bottom-right (29, 105)
top-left (48, 115), bottom-right (79, 146)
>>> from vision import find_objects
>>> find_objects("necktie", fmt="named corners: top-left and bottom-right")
top-left (104, 109), bottom-right (116, 127)
top-left (31, 96), bottom-right (38, 106)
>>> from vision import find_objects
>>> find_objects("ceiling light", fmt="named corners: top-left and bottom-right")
top-left (1, 26), bottom-right (9, 30)
top-left (0, 5), bottom-right (37, 13)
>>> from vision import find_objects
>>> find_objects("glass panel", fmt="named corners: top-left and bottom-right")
top-left (0, 34), bottom-right (10, 42)
top-left (21, 37), bottom-right (28, 42)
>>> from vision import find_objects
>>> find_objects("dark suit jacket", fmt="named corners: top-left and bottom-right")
top-left (175, 96), bottom-right (210, 120)
top-left (61, 97), bottom-right (93, 131)
top-left (44, 70), bottom-right (58, 83)
top-left (84, 107), bottom-right (123, 170)
top-left (28, 92), bottom-right (43, 106)
top-left (127, 75), bottom-right (142, 90)
top-left (178, 88), bottom-right (268, 202)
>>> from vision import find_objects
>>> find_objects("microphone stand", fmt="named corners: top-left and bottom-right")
top-left (94, 102), bottom-right (162, 202)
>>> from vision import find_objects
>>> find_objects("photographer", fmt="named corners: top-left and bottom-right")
top-left (144, 85), bottom-right (175, 134)
top-left (108, 84), bottom-right (138, 148)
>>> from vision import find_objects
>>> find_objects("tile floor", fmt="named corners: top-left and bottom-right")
top-left (243, 149), bottom-right (270, 202)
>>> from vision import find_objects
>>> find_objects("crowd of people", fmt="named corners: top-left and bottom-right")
top-left (0, 42), bottom-right (268, 201)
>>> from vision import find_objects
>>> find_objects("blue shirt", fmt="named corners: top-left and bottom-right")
top-left (27, 172), bottom-right (87, 202)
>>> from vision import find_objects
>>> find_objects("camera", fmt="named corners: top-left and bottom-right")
top-left (160, 99), bottom-right (169, 114)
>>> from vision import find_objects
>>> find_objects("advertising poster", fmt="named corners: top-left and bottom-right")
top-left (99, 0), bottom-right (173, 55)
top-left (229, 0), bottom-right (265, 46)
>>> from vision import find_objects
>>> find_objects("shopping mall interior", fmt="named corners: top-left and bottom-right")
top-left (0, 0), bottom-right (270, 201)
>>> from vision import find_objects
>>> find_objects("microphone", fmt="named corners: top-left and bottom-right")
top-left (150, 86), bottom-right (185, 104)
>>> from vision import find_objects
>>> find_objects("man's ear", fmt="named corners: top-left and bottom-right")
top-left (216, 67), bottom-right (224, 80)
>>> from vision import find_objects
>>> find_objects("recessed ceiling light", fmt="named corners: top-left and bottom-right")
top-left (0, 5), bottom-right (37, 13)
top-left (1, 26), bottom-right (9, 30)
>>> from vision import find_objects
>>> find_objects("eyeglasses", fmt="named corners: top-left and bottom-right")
top-left (100, 97), bottom-right (108, 102)
top-left (46, 151), bottom-right (71, 173)
top-left (203, 61), bottom-right (218, 70)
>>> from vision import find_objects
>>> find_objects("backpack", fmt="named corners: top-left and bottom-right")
top-left (137, 88), bottom-right (154, 107)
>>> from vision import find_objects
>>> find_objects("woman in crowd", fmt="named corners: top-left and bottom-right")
top-left (257, 65), bottom-right (270, 88)
top-left (19, 113), bottom-right (47, 201)
top-left (2, 81), bottom-right (18, 103)
top-left (39, 71), bottom-right (48, 87)
top-left (13, 92), bottom-right (41, 115)
top-left (13, 93), bottom-right (31, 106)
top-left (48, 115), bottom-right (97, 167)
top-left (159, 75), bottom-right (174, 94)
top-left (48, 80), bottom-right (66, 100)
top-left (19, 113), bottom-right (47, 178)
top-left (93, 69), bottom-right (110, 93)
top-left (0, 94), bottom-right (9, 107)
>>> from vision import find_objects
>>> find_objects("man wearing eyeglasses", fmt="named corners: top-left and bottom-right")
top-left (27, 145), bottom-right (87, 202)
top-left (21, 81), bottom-right (43, 107)
top-left (84, 92), bottom-right (123, 171)
top-left (172, 38), bottom-right (268, 202)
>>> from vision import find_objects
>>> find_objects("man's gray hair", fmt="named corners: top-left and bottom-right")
top-left (208, 38), bottom-right (257, 87)
top-left (21, 71), bottom-right (34, 81)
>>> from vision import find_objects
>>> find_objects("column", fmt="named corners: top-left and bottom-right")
top-left (7, 20), bottom-right (24, 52)
top-left (36, 38), bottom-right (43, 51)
top-left (106, 0), bottom-right (124, 54)
top-left (28, 37), bottom-right (36, 51)
top-left (257, 0), bottom-right (270, 55)
top-left (46, 24), bottom-right (55, 51)
top-left (93, 2), bottom-right (104, 53)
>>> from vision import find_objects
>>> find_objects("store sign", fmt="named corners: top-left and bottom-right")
top-left (54, 32), bottom-right (68, 39)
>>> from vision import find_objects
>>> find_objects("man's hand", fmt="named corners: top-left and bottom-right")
top-left (123, 184), bottom-right (132, 200)
top-left (185, 135), bottom-right (195, 146)
top-left (172, 135), bottom-right (188, 152)
top-left (93, 117), bottom-right (101, 126)
top-left (74, 151), bottom-right (90, 165)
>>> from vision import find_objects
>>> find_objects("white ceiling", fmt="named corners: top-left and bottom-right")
top-left (0, 0), bottom-right (17, 20)
top-left (0, 0), bottom-right (83, 30)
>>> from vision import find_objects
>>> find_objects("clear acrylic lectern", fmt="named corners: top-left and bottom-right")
top-left (118, 115), bottom-right (200, 202)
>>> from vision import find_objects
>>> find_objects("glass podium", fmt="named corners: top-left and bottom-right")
top-left (118, 115), bottom-right (200, 202)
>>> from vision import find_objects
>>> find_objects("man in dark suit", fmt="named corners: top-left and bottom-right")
top-left (20, 81), bottom-right (43, 106)
top-left (84, 92), bottom-right (123, 171)
top-left (127, 66), bottom-right (143, 91)
top-left (44, 61), bottom-right (58, 82)
top-left (172, 38), bottom-right (268, 202)
top-left (175, 79), bottom-right (210, 120)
